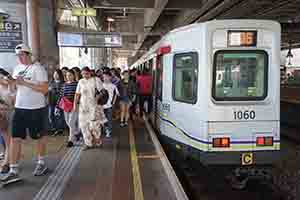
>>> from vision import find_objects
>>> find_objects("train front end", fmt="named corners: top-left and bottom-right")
top-left (203, 20), bottom-right (281, 168)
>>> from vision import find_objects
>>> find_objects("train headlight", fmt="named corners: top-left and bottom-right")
top-left (256, 137), bottom-right (273, 146)
top-left (213, 137), bottom-right (230, 148)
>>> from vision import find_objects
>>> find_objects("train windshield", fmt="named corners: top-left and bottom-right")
top-left (212, 50), bottom-right (268, 101)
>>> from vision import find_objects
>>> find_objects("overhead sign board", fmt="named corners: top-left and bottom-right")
top-left (57, 32), bottom-right (83, 46)
top-left (85, 32), bottom-right (122, 48)
top-left (0, 21), bottom-right (22, 52)
top-left (57, 32), bottom-right (122, 48)
top-left (72, 8), bottom-right (97, 17)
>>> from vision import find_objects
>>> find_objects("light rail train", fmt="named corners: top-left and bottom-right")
top-left (131, 20), bottom-right (281, 186)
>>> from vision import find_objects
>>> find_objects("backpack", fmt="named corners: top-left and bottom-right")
top-left (94, 77), bottom-right (109, 105)
top-left (95, 88), bottom-right (109, 105)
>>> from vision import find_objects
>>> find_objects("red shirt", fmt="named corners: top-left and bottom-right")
top-left (137, 75), bottom-right (152, 95)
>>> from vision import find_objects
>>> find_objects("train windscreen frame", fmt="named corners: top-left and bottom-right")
top-left (212, 50), bottom-right (268, 101)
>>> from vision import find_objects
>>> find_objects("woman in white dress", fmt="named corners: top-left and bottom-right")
top-left (0, 70), bottom-right (15, 173)
top-left (73, 67), bottom-right (107, 150)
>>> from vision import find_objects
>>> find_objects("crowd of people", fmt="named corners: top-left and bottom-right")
top-left (0, 43), bottom-right (153, 183)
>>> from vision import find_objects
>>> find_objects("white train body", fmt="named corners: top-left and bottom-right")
top-left (132, 20), bottom-right (281, 165)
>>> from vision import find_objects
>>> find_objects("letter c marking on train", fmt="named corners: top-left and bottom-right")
top-left (242, 153), bottom-right (253, 165)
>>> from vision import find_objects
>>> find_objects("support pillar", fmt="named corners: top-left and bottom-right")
top-left (26, 0), bottom-right (40, 61)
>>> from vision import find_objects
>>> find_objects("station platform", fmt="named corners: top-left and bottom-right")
top-left (0, 119), bottom-right (187, 200)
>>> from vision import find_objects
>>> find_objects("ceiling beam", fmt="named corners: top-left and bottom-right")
top-left (91, 0), bottom-right (204, 9)
top-left (92, 0), bottom-right (155, 9)
top-left (219, 0), bottom-right (291, 19)
top-left (281, 43), bottom-right (300, 50)
top-left (281, 22), bottom-right (300, 31)
top-left (165, 0), bottom-right (203, 9)
top-left (196, 0), bottom-right (246, 22)
top-left (57, 23), bottom-right (163, 35)
top-left (173, 0), bottom-right (222, 26)
top-left (132, 0), bottom-right (168, 57)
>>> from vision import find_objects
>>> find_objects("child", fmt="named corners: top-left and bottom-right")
top-left (102, 71), bottom-right (119, 137)
top-left (88, 103), bottom-right (107, 146)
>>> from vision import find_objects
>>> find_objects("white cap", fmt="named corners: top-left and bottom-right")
top-left (15, 44), bottom-right (32, 55)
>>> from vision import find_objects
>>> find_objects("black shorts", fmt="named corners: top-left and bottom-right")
top-left (11, 107), bottom-right (47, 140)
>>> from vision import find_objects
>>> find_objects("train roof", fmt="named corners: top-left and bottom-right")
top-left (131, 19), bottom-right (281, 68)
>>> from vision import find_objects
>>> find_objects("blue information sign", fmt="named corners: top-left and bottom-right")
top-left (57, 32), bottom-right (122, 48)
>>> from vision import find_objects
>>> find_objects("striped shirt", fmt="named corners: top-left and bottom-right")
top-left (57, 82), bottom-right (78, 105)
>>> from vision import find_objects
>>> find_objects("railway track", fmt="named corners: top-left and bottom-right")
top-left (160, 139), bottom-right (288, 200)
top-left (281, 125), bottom-right (300, 144)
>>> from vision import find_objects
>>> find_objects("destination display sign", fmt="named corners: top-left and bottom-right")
top-left (57, 32), bottom-right (122, 48)
top-left (0, 21), bottom-right (22, 52)
top-left (228, 31), bottom-right (257, 47)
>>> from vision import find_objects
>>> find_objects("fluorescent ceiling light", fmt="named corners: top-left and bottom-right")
top-left (102, 0), bottom-right (112, 6)
top-left (107, 17), bottom-right (115, 22)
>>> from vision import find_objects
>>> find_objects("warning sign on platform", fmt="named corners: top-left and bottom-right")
top-left (0, 21), bottom-right (22, 52)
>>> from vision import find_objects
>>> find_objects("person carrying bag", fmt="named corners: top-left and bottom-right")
top-left (58, 96), bottom-right (73, 112)
top-left (55, 70), bottom-right (78, 147)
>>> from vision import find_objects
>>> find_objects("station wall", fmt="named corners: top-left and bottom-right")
top-left (0, 1), bottom-right (59, 75)
top-left (0, 2), bottom-right (27, 73)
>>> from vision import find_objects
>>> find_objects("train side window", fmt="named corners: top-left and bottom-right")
top-left (148, 59), bottom-right (153, 72)
top-left (149, 59), bottom-right (155, 96)
top-left (172, 52), bottom-right (198, 104)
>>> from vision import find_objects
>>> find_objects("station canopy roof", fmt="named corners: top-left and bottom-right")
top-left (56, 0), bottom-right (300, 63)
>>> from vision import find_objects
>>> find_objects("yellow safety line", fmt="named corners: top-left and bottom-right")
top-left (129, 122), bottom-right (144, 200)
top-left (137, 155), bottom-right (161, 159)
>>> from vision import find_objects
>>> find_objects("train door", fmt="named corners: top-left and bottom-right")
top-left (166, 52), bottom-right (201, 144)
top-left (149, 58), bottom-right (156, 123)
top-left (153, 55), bottom-right (164, 132)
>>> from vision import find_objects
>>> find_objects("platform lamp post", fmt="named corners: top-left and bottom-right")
top-left (286, 41), bottom-right (293, 66)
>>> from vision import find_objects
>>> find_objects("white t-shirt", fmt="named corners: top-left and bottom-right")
top-left (12, 62), bottom-right (48, 109)
top-left (103, 82), bottom-right (119, 109)
top-left (76, 77), bottom-right (103, 110)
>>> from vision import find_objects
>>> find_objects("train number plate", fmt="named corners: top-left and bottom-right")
top-left (241, 153), bottom-right (253, 165)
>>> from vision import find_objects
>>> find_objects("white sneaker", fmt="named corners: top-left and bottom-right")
top-left (0, 152), bottom-right (5, 160)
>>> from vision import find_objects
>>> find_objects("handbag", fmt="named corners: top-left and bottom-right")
top-left (0, 104), bottom-right (10, 130)
top-left (96, 88), bottom-right (109, 105)
top-left (94, 78), bottom-right (109, 106)
top-left (58, 97), bottom-right (73, 112)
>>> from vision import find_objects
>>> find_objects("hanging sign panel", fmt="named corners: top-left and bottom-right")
top-left (57, 32), bottom-right (122, 48)
top-left (71, 8), bottom-right (97, 17)
top-left (0, 21), bottom-right (22, 52)
top-left (84, 32), bottom-right (122, 47)
top-left (57, 32), bottom-right (83, 46)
